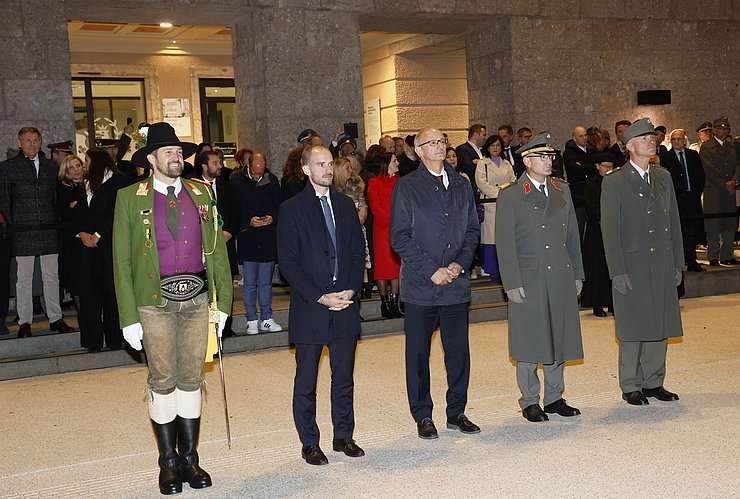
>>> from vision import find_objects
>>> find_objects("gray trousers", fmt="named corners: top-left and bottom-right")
top-left (15, 254), bottom-right (62, 325)
top-left (139, 292), bottom-right (209, 393)
top-left (516, 361), bottom-right (564, 409)
top-left (618, 339), bottom-right (667, 392)
top-left (706, 229), bottom-right (735, 261)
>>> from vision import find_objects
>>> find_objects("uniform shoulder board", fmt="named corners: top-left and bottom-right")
top-left (605, 167), bottom-right (621, 175)
top-left (188, 177), bottom-right (211, 185)
top-left (499, 181), bottom-right (516, 190)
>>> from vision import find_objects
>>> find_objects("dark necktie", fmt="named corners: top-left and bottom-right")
top-left (166, 186), bottom-right (179, 239)
top-left (678, 151), bottom-right (690, 191)
top-left (435, 174), bottom-right (445, 189)
top-left (539, 184), bottom-right (547, 197)
top-left (644, 171), bottom-right (651, 186)
top-left (320, 195), bottom-right (338, 278)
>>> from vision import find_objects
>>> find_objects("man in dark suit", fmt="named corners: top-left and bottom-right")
top-left (277, 145), bottom-right (366, 466)
top-left (195, 150), bottom-right (240, 335)
top-left (455, 124), bottom-right (487, 196)
top-left (660, 129), bottom-right (706, 271)
top-left (563, 125), bottom-right (598, 241)
top-left (391, 128), bottom-right (481, 439)
top-left (608, 119), bottom-right (632, 164)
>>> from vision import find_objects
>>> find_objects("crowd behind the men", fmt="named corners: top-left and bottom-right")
top-left (0, 117), bottom-right (738, 348)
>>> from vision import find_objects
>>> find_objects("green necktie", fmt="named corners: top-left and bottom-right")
top-left (166, 186), bottom-right (179, 239)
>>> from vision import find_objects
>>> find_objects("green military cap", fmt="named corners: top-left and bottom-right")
top-left (712, 116), bottom-right (730, 128)
top-left (47, 140), bottom-right (73, 153)
top-left (696, 121), bottom-right (713, 133)
top-left (515, 131), bottom-right (555, 157)
top-left (623, 118), bottom-right (655, 144)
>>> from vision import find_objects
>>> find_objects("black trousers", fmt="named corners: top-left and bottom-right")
top-left (404, 302), bottom-right (470, 422)
top-left (292, 335), bottom-right (357, 446)
top-left (680, 216), bottom-right (701, 265)
top-left (0, 235), bottom-right (10, 322)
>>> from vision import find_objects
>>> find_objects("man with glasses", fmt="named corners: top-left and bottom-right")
top-left (390, 128), bottom-right (480, 439)
top-left (660, 129), bottom-right (706, 271)
top-left (495, 132), bottom-right (585, 422)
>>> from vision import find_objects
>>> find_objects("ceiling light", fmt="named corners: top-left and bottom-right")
top-left (160, 22), bottom-right (173, 28)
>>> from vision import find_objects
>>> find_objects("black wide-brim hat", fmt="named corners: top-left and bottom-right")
top-left (131, 122), bottom-right (198, 167)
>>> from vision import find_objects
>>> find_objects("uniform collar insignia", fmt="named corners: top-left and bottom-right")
top-left (550, 178), bottom-right (562, 191)
top-left (522, 181), bottom-right (531, 195)
top-left (186, 182), bottom-right (202, 196)
top-left (136, 182), bottom-right (150, 196)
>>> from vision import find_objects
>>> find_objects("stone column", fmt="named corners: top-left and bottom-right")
top-left (232, 8), bottom-right (365, 176)
top-left (0, 0), bottom-right (74, 157)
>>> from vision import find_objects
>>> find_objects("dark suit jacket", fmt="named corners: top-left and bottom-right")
top-left (456, 141), bottom-right (481, 195)
top-left (562, 139), bottom-right (597, 208)
top-left (277, 183), bottom-right (365, 344)
top-left (659, 148), bottom-right (705, 221)
top-left (195, 174), bottom-right (240, 273)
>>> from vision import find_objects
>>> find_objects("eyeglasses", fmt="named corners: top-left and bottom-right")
top-left (417, 138), bottom-right (448, 148)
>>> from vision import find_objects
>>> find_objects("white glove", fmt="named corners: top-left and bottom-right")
top-left (215, 311), bottom-right (228, 338)
top-left (506, 287), bottom-right (526, 304)
top-left (123, 323), bottom-right (144, 351)
top-left (575, 279), bottom-right (583, 295)
top-left (675, 268), bottom-right (683, 286)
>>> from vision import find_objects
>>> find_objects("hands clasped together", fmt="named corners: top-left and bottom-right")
top-left (431, 262), bottom-right (464, 286)
top-left (318, 290), bottom-right (355, 311)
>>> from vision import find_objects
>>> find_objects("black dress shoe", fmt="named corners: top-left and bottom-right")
top-left (544, 398), bottom-right (581, 417)
top-left (622, 390), bottom-right (649, 405)
top-left (0, 323), bottom-right (9, 335)
top-left (522, 404), bottom-right (549, 422)
top-left (686, 263), bottom-right (706, 272)
top-left (642, 386), bottom-right (679, 401)
top-left (417, 417), bottom-right (439, 439)
top-left (720, 258), bottom-right (740, 265)
top-left (49, 319), bottom-right (73, 333)
top-left (592, 306), bottom-right (607, 317)
top-left (709, 260), bottom-right (720, 267)
top-left (17, 323), bottom-right (32, 338)
top-left (332, 438), bottom-right (365, 457)
top-left (301, 445), bottom-right (328, 465)
top-left (446, 413), bottom-right (481, 434)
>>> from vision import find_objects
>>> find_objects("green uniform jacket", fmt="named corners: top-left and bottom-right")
top-left (600, 164), bottom-right (683, 342)
top-left (495, 176), bottom-right (584, 364)
top-left (112, 176), bottom-right (233, 328)
top-left (699, 138), bottom-right (739, 233)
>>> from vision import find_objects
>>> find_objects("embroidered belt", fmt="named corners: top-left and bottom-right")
top-left (160, 271), bottom-right (207, 301)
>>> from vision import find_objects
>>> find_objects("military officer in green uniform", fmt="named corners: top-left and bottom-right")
top-left (600, 118), bottom-right (684, 406)
top-left (496, 132), bottom-right (585, 423)
top-left (113, 122), bottom-right (233, 495)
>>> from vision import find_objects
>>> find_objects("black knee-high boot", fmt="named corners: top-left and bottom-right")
top-left (151, 420), bottom-right (183, 495)
top-left (389, 293), bottom-right (404, 318)
top-left (380, 294), bottom-right (394, 319)
top-left (177, 416), bottom-right (212, 489)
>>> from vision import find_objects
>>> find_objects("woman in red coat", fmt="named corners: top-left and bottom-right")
top-left (367, 153), bottom-right (402, 318)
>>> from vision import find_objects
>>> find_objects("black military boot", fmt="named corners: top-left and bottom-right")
top-left (380, 295), bottom-right (394, 319)
top-left (151, 420), bottom-right (183, 495)
top-left (177, 417), bottom-right (212, 489)
top-left (389, 293), bottom-right (404, 318)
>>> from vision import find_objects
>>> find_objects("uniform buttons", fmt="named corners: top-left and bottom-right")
top-left (444, 213), bottom-right (449, 217)
top-left (541, 224), bottom-right (546, 229)
top-left (176, 255), bottom-right (180, 259)
top-left (563, 243), bottom-right (566, 247)
top-left (547, 265), bottom-right (552, 270)
top-left (181, 211), bottom-right (185, 216)
top-left (649, 230), bottom-right (654, 234)
top-left (184, 240), bottom-right (188, 244)
top-left (141, 252), bottom-right (147, 258)
top-left (545, 245), bottom-right (550, 249)
top-left (639, 193), bottom-right (644, 197)
top-left (664, 227), bottom-right (669, 232)
top-left (664, 209), bottom-right (668, 213)
top-left (185, 255), bottom-right (189, 259)
top-left (146, 273), bottom-right (153, 279)
top-left (183, 226), bottom-right (187, 230)
top-left (534, 206), bottom-right (539, 210)
top-left (647, 210), bottom-right (652, 214)
top-left (447, 243), bottom-right (451, 248)
top-left (151, 293), bottom-right (158, 300)
top-left (562, 223), bottom-right (566, 227)
top-left (566, 263), bottom-right (571, 268)
top-left (650, 248), bottom-right (655, 252)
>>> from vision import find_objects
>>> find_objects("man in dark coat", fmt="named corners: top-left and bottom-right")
top-left (277, 145), bottom-right (366, 465)
top-left (231, 152), bottom-right (283, 334)
top-left (608, 119), bottom-right (631, 164)
top-left (496, 132), bottom-right (585, 422)
top-left (563, 125), bottom-right (598, 241)
top-left (660, 129), bottom-right (707, 271)
top-left (397, 134), bottom-right (420, 177)
top-left (0, 127), bottom-right (73, 337)
top-left (699, 116), bottom-right (740, 266)
top-left (601, 118), bottom-right (684, 406)
top-left (455, 124), bottom-right (487, 196)
top-left (391, 128), bottom-right (481, 439)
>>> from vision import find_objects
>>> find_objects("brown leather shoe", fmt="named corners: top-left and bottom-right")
top-left (622, 390), bottom-right (649, 405)
top-left (522, 404), bottom-right (549, 422)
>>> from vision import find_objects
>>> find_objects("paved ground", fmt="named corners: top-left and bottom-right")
top-left (1, 294), bottom-right (738, 498)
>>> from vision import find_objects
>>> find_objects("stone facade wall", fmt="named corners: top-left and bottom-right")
top-left (0, 0), bottom-right (74, 159)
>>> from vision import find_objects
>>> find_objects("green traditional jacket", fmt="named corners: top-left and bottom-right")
top-left (112, 174), bottom-right (233, 328)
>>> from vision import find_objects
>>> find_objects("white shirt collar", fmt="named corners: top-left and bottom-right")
top-left (715, 136), bottom-right (724, 146)
top-left (629, 160), bottom-right (650, 179)
top-left (426, 166), bottom-right (449, 189)
top-left (525, 173), bottom-right (548, 196)
top-left (153, 176), bottom-right (182, 196)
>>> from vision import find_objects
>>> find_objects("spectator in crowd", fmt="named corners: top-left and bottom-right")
top-left (333, 157), bottom-right (371, 284)
top-left (391, 128), bottom-right (480, 439)
top-left (195, 150), bottom-right (240, 336)
top-left (0, 126), bottom-right (73, 337)
top-left (397, 135), bottom-right (420, 177)
top-left (475, 134), bottom-right (516, 284)
top-left (48, 140), bottom-right (74, 167)
top-left (498, 125), bottom-right (516, 166)
top-left (456, 124), bottom-right (487, 195)
top-left (700, 116), bottom-right (740, 266)
top-left (601, 118), bottom-right (684, 406)
top-left (347, 153), bottom-right (376, 298)
top-left (234, 147), bottom-right (253, 171)
top-left (516, 127), bottom-right (533, 148)
top-left (79, 147), bottom-right (132, 351)
top-left (281, 146), bottom-right (307, 202)
top-left (379, 135), bottom-right (395, 153)
top-left (690, 121), bottom-right (713, 152)
top-left (581, 151), bottom-right (614, 317)
top-left (609, 120), bottom-right (631, 164)
top-left (393, 137), bottom-right (405, 158)
top-left (586, 127), bottom-right (609, 153)
top-left (654, 126), bottom-right (668, 155)
top-left (56, 155), bottom-right (86, 323)
top-left (445, 147), bottom-right (459, 170)
top-left (563, 125), bottom-right (598, 240)
top-left (297, 128), bottom-right (323, 147)
top-left (600, 129), bottom-right (613, 149)
top-left (367, 153), bottom-right (402, 318)
top-left (277, 145), bottom-right (366, 466)
top-left (496, 132), bottom-right (584, 422)
top-left (660, 129), bottom-right (706, 272)
top-left (231, 152), bottom-right (283, 334)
